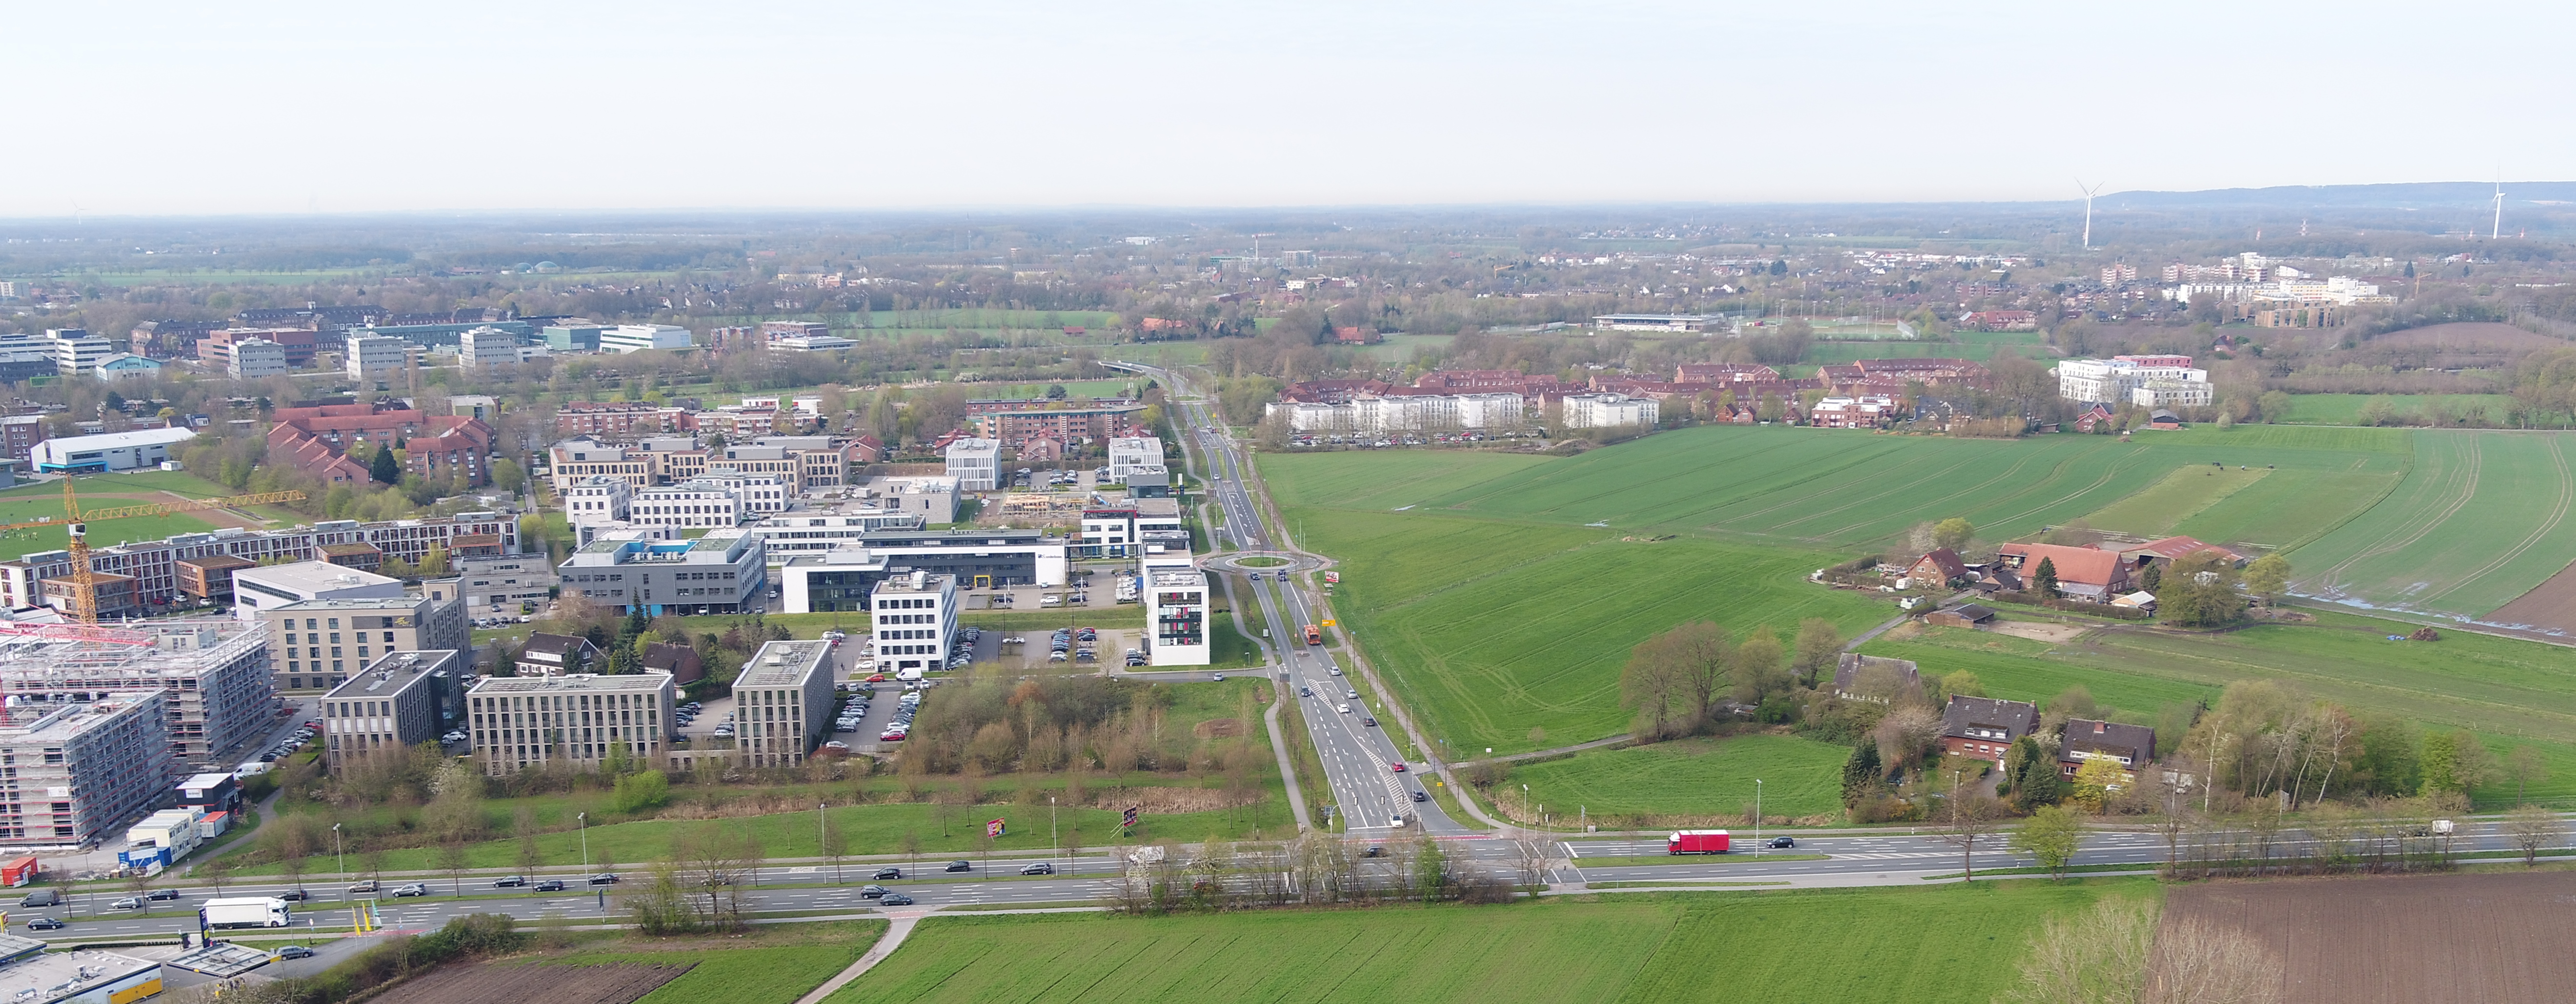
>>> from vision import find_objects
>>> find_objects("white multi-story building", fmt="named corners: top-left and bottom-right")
top-left (457, 326), bottom-right (521, 367)
top-left (564, 475), bottom-right (633, 527)
top-left (46, 328), bottom-right (115, 376)
top-left (599, 324), bottom-right (694, 354)
top-left (1559, 392), bottom-right (1659, 430)
top-left (772, 334), bottom-right (857, 352)
top-left (872, 571), bottom-right (957, 675)
top-left (1144, 567), bottom-right (1210, 666)
top-left (0, 511), bottom-right (520, 612)
top-left (455, 553), bottom-right (560, 612)
top-left (944, 438), bottom-right (1000, 491)
top-left (2057, 355), bottom-right (2209, 406)
top-left (1107, 437), bottom-right (1164, 482)
top-left (2132, 379), bottom-right (2215, 409)
top-left (731, 639), bottom-right (835, 768)
top-left (31, 427), bottom-right (196, 474)
top-left (230, 560), bottom-right (405, 620)
top-left (557, 528), bottom-right (766, 616)
top-left (694, 471), bottom-right (789, 515)
top-left (630, 481), bottom-right (749, 530)
top-left (346, 334), bottom-right (412, 380)
top-left (1266, 391), bottom-right (1526, 433)
top-left (0, 693), bottom-right (167, 846)
top-left (230, 338), bottom-right (289, 378)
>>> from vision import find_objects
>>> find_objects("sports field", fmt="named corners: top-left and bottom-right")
top-left (0, 470), bottom-right (300, 561)
top-left (1511, 734), bottom-right (1852, 821)
top-left (1860, 611), bottom-right (2576, 803)
top-left (825, 881), bottom-right (2148, 1004)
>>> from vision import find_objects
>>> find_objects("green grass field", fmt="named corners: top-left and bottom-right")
top-left (1862, 612), bottom-right (2576, 802)
top-left (1512, 734), bottom-right (1852, 821)
top-left (825, 881), bottom-right (2147, 1004)
top-left (527, 922), bottom-right (885, 1004)
top-left (2290, 430), bottom-right (2576, 616)
top-left (2279, 393), bottom-right (2515, 426)
top-left (2079, 464), bottom-right (2271, 538)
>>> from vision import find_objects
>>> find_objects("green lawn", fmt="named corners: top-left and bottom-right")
top-left (1863, 612), bottom-right (2576, 803)
top-left (1512, 734), bottom-right (1853, 822)
top-left (825, 881), bottom-right (2150, 1004)
top-left (525, 922), bottom-right (885, 1004)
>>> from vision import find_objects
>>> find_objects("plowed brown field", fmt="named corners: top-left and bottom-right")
top-left (366, 961), bottom-right (694, 1004)
top-left (2164, 872), bottom-right (2576, 1004)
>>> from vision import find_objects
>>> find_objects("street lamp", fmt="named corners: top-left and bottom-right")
top-left (578, 812), bottom-right (589, 878)
top-left (1050, 796), bottom-right (1059, 868)
top-left (332, 823), bottom-right (343, 877)
top-left (1753, 779), bottom-right (1764, 857)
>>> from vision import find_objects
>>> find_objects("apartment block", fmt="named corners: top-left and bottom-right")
top-left (465, 672), bottom-right (675, 777)
top-left (258, 590), bottom-right (469, 693)
top-left (731, 639), bottom-right (834, 768)
top-left (322, 649), bottom-right (463, 771)
top-left (0, 693), bottom-right (168, 846)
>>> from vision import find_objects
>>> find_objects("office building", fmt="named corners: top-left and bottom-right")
top-left (542, 321), bottom-right (608, 353)
top-left (731, 639), bottom-right (834, 768)
top-left (457, 326), bottom-right (522, 367)
top-left (229, 337), bottom-right (290, 378)
top-left (199, 327), bottom-right (320, 371)
top-left (2055, 355), bottom-right (2209, 406)
top-left (742, 509), bottom-right (926, 565)
top-left (778, 548), bottom-right (889, 614)
top-left (1558, 392), bottom-right (1660, 430)
top-left (630, 481), bottom-right (752, 530)
top-left (1145, 567), bottom-right (1210, 666)
top-left (257, 590), bottom-right (470, 693)
top-left (944, 438), bottom-right (1000, 491)
top-left (871, 571), bottom-right (956, 675)
top-left (0, 618), bottom-right (273, 767)
top-left (454, 553), bottom-right (559, 612)
top-left (599, 324), bottom-right (694, 354)
top-left (230, 560), bottom-right (404, 620)
top-left (321, 649), bottom-right (463, 771)
top-left (45, 328), bottom-right (116, 376)
top-left (0, 415), bottom-right (44, 465)
top-left (1107, 437), bottom-right (1164, 482)
top-left (855, 528), bottom-right (1066, 588)
top-left (1078, 499), bottom-right (1184, 558)
top-left (557, 528), bottom-right (766, 616)
top-left (92, 353), bottom-right (162, 381)
top-left (465, 672), bottom-right (675, 777)
top-left (0, 693), bottom-right (167, 846)
top-left (0, 336), bottom-right (50, 384)
top-left (345, 334), bottom-right (413, 380)
top-left (0, 511), bottom-right (519, 613)
top-left (29, 427), bottom-right (195, 473)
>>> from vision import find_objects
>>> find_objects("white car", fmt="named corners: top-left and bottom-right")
top-left (1338, 703), bottom-right (1351, 714)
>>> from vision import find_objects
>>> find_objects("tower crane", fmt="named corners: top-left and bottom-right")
top-left (0, 479), bottom-right (307, 623)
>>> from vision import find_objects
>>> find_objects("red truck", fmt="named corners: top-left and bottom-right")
top-left (1303, 625), bottom-right (1323, 645)
top-left (1667, 829), bottom-right (1731, 855)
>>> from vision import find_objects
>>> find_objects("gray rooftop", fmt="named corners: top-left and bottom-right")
top-left (737, 640), bottom-right (830, 689)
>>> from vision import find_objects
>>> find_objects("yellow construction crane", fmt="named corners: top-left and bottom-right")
top-left (0, 480), bottom-right (307, 623)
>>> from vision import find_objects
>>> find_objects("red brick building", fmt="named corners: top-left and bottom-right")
top-left (269, 400), bottom-right (499, 488)
top-left (1940, 696), bottom-right (2040, 764)
top-left (555, 402), bottom-right (697, 440)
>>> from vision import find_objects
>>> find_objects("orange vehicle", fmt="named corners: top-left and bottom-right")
top-left (1302, 624), bottom-right (1322, 645)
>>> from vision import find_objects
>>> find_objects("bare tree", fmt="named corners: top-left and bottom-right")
top-left (1662, 622), bottom-right (1734, 727)
top-left (1512, 839), bottom-right (1552, 891)
top-left (2506, 746), bottom-right (2551, 806)
top-left (2144, 917), bottom-right (2284, 1004)
top-left (2003, 897), bottom-right (2155, 1004)
top-left (2503, 804), bottom-right (2565, 866)
top-left (1937, 787), bottom-right (2009, 881)
top-left (821, 815), bottom-right (848, 882)
top-left (439, 839), bottom-right (470, 896)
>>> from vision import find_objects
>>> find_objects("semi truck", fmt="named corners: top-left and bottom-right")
top-left (202, 897), bottom-right (292, 929)
top-left (1667, 829), bottom-right (1731, 855)
top-left (1303, 625), bottom-right (1322, 645)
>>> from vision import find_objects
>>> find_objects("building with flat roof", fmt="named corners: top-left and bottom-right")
top-left (1591, 313), bottom-right (1720, 332)
top-left (322, 649), bottom-right (463, 771)
top-left (872, 572), bottom-right (956, 675)
top-left (630, 480), bottom-right (753, 530)
top-left (45, 328), bottom-right (116, 375)
top-left (1146, 567), bottom-right (1210, 666)
top-left (780, 548), bottom-right (889, 614)
top-left (732, 639), bottom-right (834, 768)
top-left (229, 337), bottom-right (290, 378)
top-left (944, 438), bottom-right (1000, 491)
top-left (455, 553), bottom-right (558, 612)
top-left (230, 560), bottom-right (404, 620)
top-left (345, 334), bottom-right (413, 380)
top-left (256, 590), bottom-right (469, 693)
top-left (599, 324), bottom-right (694, 353)
top-left (856, 528), bottom-right (1067, 588)
top-left (1107, 436), bottom-right (1164, 482)
top-left (0, 619), bottom-right (273, 769)
top-left (464, 672), bottom-right (675, 777)
top-left (0, 692), bottom-right (166, 846)
top-left (29, 427), bottom-right (195, 473)
top-left (0, 512), bottom-right (518, 614)
top-left (558, 528), bottom-right (766, 616)
top-left (0, 932), bottom-right (162, 1002)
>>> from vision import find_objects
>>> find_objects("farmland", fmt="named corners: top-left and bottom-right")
top-left (2292, 430), bottom-right (2576, 618)
top-left (525, 922), bottom-right (886, 1004)
top-left (1859, 611), bottom-right (2576, 802)
top-left (2164, 872), bottom-right (2576, 1004)
top-left (1510, 734), bottom-right (1852, 823)
top-left (825, 881), bottom-right (2148, 1004)
top-left (2276, 392), bottom-right (2515, 426)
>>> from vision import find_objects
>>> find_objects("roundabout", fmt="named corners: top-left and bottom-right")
top-left (1202, 550), bottom-right (1328, 575)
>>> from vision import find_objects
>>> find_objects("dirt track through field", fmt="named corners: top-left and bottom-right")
top-left (365, 960), bottom-right (694, 1004)
top-left (2164, 872), bottom-right (2576, 1004)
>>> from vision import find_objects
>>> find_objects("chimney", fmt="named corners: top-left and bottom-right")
top-left (2093, 721), bottom-right (2106, 734)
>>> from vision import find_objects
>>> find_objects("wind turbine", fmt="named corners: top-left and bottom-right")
top-left (2075, 179), bottom-right (2106, 249)
top-left (2492, 178), bottom-right (2505, 240)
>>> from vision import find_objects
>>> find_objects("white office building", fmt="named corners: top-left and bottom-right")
top-left (2131, 379), bottom-right (2214, 409)
top-left (599, 324), bottom-right (694, 354)
top-left (465, 671), bottom-right (675, 777)
top-left (557, 528), bottom-right (766, 615)
top-left (1558, 392), bottom-right (1660, 430)
top-left (693, 471), bottom-right (789, 515)
top-left (630, 481), bottom-right (749, 530)
top-left (31, 427), bottom-right (196, 474)
top-left (345, 334), bottom-right (412, 380)
top-left (1267, 390), bottom-right (1526, 433)
top-left (771, 334), bottom-right (857, 352)
top-left (230, 338), bottom-right (289, 379)
top-left (944, 437), bottom-right (1000, 491)
top-left (564, 475), bottom-right (632, 526)
top-left (1145, 567), bottom-right (1210, 666)
top-left (229, 560), bottom-right (405, 620)
top-left (872, 571), bottom-right (957, 675)
top-left (45, 328), bottom-right (115, 376)
top-left (2057, 355), bottom-right (2209, 406)
top-left (454, 553), bottom-right (560, 612)
top-left (1108, 437), bottom-right (1164, 482)
top-left (457, 326), bottom-right (521, 367)
top-left (731, 639), bottom-right (835, 767)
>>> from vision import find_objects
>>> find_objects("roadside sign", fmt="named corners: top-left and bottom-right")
top-left (1321, 620), bottom-right (1336, 627)
top-left (1122, 806), bottom-right (1140, 829)
top-left (986, 819), bottom-right (1006, 838)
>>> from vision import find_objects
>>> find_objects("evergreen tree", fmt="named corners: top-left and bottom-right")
top-left (1840, 743), bottom-right (1883, 805)
top-left (2033, 557), bottom-right (2061, 598)
top-left (2012, 738), bottom-right (2065, 807)
top-left (369, 445), bottom-right (402, 485)
top-left (2138, 562), bottom-right (2162, 593)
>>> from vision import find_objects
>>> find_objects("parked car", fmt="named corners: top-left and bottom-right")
top-left (1019, 862), bottom-right (1054, 875)
top-left (24, 918), bottom-right (63, 931)
top-left (879, 893), bottom-right (915, 906)
top-left (944, 861), bottom-right (972, 873)
top-left (276, 945), bottom-right (316, 960)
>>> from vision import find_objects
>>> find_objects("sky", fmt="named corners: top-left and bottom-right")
top-left (9, 0), bottom-right (2572, 217)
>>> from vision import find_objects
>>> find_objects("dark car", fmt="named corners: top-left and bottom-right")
top-left (493, 876), bottom-right (527, 887)
top-left (879, 893), bottom-right (915, 906)
top-left (1411, 790), bottom-right (1429, 803)
top-left (1362, 717), bottom-right (1377, 727)
top-left (1019, 862), bottom-right (1054, 876)
top-left (588, 874), bottom-right (620, 885)
top-left (1361, 845), bottom-right (1386, 858)
top-left (146, 888), bottom-right (181, 901)
top-left (277, 945), bottom-right (316, 960)
top-left (1768, 836), bottom-right (1796, 849)
top-left (24, 918), bottom-right (63, 931)
top-left (279, 889), bottom-right (309, 902)
top-left (872, 867), bottom-right (901, 881)
top-left (535, 880), bottom-right (565, 892)
top-left (860, 884), bottom-right (889, 898)
top-left (944, 861), bottom-right (972, 873)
